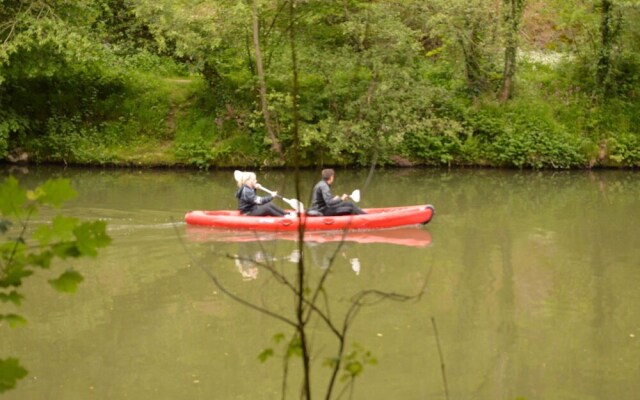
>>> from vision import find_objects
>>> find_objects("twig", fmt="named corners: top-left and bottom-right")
top-left (334, 377), bottom-right (354, 400)
top-left (281, 350), bottom-right (289, 400)
top-left (172, 221), bottom-right (297, 328)
top-left (431, 317), bottom-right (450, 400)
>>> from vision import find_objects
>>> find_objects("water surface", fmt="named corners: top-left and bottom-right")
top-left (1, 166), bottom-right (639, 399)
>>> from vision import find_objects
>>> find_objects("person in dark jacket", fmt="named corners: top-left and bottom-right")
top-left (310, 169), bottom-right (365, 216)
top-left (235, 171), bottom-right (287, 216)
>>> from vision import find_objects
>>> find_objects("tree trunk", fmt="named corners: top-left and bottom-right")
top-left (202, 61), bottom-right (222, 89)
top-left (251, 0), bottom-right (283, 157)
top-left (287, 0), bottom-right (310, 396)
top-left (498, 0), bottom-right (524, 101)
top-left (459, 25), bottom-right (485, 93)
top-left (596, 0), bottom-right (614, 95)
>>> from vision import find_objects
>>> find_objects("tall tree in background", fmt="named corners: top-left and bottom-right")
top-left (595, 0), bottom-right (618, 96)
top-left (499, 0), bottom-right (525, 101)
top-left (250, 0), bottom-right (282, 157)
top-left (453, 0), bottom-right (498, 93)
top-left (416, 0), bottom-right (499, 94)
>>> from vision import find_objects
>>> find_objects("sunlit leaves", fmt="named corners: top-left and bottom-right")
top-left (34, 216), bottom-right (79, 245)
top-left (0, 178), bottom-right (76, 218)
top-left (257, 348), bottom-right (274, 363)
top-left (257, 332), bottom-right (303, 363)
top-left (323, 357), bottom-right (338, 369)
top-left (0, 177), bottom-right (27, 217)
top-left (48, 270), bottom-right (84, 293)
top-left (272, 332), bottom-right (286, 344)
top-left (133, 0), bottom-right (232, 57)
top-left (31, 216), bottom-right (111, 258)
top-left (339, 343), bottom-right (377, 382)
top-left (28, 179), bottom-right (77, 208)
top-left (73, 221), bottom-right (111, 257)
top-left (0, 358), bottom-right (28, 394)
top-left (342, 361), bottom-right (363, 380)
top-left (287, 336), bottom-right (303, 358)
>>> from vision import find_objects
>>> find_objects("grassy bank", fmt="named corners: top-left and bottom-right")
top-left (2, 55), bottom-right (639, 170)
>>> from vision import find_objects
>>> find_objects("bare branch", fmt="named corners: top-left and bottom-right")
top-left (432, 317), bottom-right (450, 400)
top-left (305, 229), bottom-right (349, 322)
top-left (173, 222), bottom-right (297, 328)
top-left (220, 242), bottom-right (343, 338)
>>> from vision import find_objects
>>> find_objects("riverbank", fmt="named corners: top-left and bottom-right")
top-left (1, 1), bottom-right (639, 170)
top-left (4, 60), bottom-right (638, 170)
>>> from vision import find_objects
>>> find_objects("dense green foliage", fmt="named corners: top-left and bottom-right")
top-left (1, 0), bottom-right (639, 168)
top-left (0, 177), bottom-right (111, 393)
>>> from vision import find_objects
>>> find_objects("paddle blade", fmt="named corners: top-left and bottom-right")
top-left (350, 190), bottom-right (361, 202)
top-left (286, 198), bottom-right (305, 213)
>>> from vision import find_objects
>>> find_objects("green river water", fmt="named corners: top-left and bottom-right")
top-left (1, 166), bottom-right (639, 400)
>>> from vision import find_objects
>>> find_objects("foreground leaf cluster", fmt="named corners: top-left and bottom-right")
top-left (0, 176), bottom-right (111, 393)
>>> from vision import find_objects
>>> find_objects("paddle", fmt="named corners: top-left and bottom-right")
top-left (257, 185), bottom-right (305, 213)
top-left (348, 189), bottom-right (361, 202)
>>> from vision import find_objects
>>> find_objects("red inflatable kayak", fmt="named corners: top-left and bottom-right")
top-left (184, 204), bottom-right (434, 232)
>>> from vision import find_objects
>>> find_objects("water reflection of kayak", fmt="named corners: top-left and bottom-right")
top-left (184, 204), bottom-right (435, 231)
top-left (185, 226), bottom-right (433, 248)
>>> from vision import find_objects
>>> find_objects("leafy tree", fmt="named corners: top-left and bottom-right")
top-left (0, 177), bottom-right (111, 393)
top-left (593, 0), bottom-right (640, 97)
top-left (0, 0), bottom-right (127, 161)
top-left (250, 0), bottom-right (283, 157)
top-left (411, 0), bottom-right (500, 94)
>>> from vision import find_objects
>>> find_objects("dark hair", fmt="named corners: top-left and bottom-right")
top-left (321, 168), bottom-right (335, 181)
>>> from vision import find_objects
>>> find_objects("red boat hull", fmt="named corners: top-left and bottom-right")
top-left (184, 205), bottom-right (435, 232)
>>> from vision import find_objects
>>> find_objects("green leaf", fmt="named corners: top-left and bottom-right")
top-left (0, 177), bottom-right (27, 217)
top-left (29, 179), bottom-right (76, 208)
top-left (345, 361), bottom-right (363, 377)
top-left (48, 270), bottom-right (84, 293)
top-left (272, 333), bottom-right (285, 344)
top-left (0, 291), bottom-right (23, 305)
top-left (73, 221), bottom-right (111, 257)
top-left (0, 265), bottom-right (33, 288)
top-left (258, 348), bottom-right (274, 363)
top-left (0, 314), bottom-right (27, 327)
top-left (0, 358), bottom-right (28, 393)
top-left (323, 357), bottom-right (339, 369)
top-left (33, 216), bottom-right (79, 245)
top-left (26, 250), bottom-right (54, 269)
top-left (287, 337), bottom-right (303, 358)
top-left (51, 242), bottom-right (81, 259)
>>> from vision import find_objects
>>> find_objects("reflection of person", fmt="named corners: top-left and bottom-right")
top-left (306, 242), bottom-right (362, 275)
top-left (306, 242), bottom-right (333, 270)
top-left (234, 241), bottom-right (276, 280)
top-left (310, 169), bottom-right (365, 216)
top-left (235, 256), bottom-right (259, 280)
top-left (350, 258), bottom-right (361, 275)
top-left (235, 171), bottom-right (286, 216)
